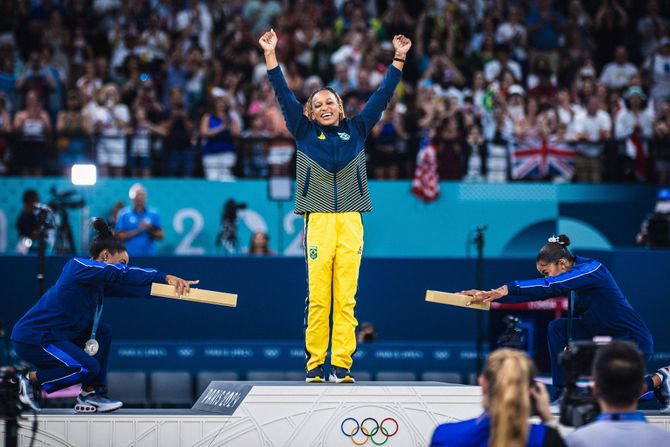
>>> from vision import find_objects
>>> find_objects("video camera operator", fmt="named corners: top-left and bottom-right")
top-left (565, 341), bottom-right (670, 447)
top-left (16, 189), bottom-right (41, 253)
top-left (216, 198), bottom-right (246, 254)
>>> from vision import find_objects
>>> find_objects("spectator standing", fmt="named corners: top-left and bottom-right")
top-left (526, 0), bottom-right (564, 74)
top-left (484, 44), bottom-right (522, 84)
top-left (129, 106), bottom-right (161, 178)
top-left (200, 88), bottom-right (240, 181)
top-left (615, 87), bottom-right (655, 181)
top-left (15, 50), bottom-right (56, 107)
top-left (240, 113), bottom-right (270, 178)
top-left (496, 5), bottom-right (527, 67)
top-left (593, 0), bottom-right (628, 68)
top-left (90, 84), bottom-right (130, 177)
top-left (159, 87), bottom-right (196, 177)
top-left (14, 90), bottom-right (51, 176)
top-left (600, 46), bottom-right (638, 92)
top-left (176, 0), bottom-right (213, 57)
top-left (370, 99), bottom-right (406, 179)
top-left (637, 0), bottom-right (670, 59)
top-left (56, 90), bottom-right (88, 175)
top-left (115, 183), bottom-right (163, 256)
top-left (645, 37), bottom-right (670, 111)
top-left (0, 94), bottom-right (12, 174)
top-left (651, 100), bottom-right (670, 183)
top-left (573, 96), bottom-right (612, 183)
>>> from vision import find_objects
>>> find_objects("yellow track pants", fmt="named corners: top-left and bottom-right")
top-left (304, 212), bottom-right (363, 371)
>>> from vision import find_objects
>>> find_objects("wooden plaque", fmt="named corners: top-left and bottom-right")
top-left (425, 290), bottom-right (490, 311)
top-left (150, 283), bottom-right (237, 307)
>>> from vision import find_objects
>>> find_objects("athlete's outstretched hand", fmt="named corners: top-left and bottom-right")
top-left (259, 29), bottom-right (278, 52)
top-left (166, 275), bottom-right (199, 296)
top-left (461, 285), bottom-right (508, 305)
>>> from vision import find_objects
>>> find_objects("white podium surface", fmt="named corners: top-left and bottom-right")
top-left (7, 382), bottom-right (484, 447)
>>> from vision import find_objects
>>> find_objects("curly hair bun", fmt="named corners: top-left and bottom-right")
top-left (557, 234), bottom-right (571, 247)
top-left (92, 217), bottom-right (113, 239)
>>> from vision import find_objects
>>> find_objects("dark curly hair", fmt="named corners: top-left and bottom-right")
top-left (89, 218), bottom-right (126, 259)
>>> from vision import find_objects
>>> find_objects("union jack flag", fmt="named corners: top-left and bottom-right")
top-left (511, 136), bottom-right (575, 180)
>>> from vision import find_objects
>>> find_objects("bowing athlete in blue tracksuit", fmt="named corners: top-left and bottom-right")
top-left (462, 234), bottom-right (669, 406)
top-left (11, 218), bottom-right (197, 413)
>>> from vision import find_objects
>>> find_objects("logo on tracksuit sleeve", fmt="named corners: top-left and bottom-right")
top-left (309, 246), bottom-right (318, 260)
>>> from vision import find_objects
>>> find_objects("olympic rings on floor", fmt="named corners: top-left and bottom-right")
top-left (340, 417), bottom-right (399, 445)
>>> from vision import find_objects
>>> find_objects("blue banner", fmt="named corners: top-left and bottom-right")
top-left (0, 178), bottom-right (658, 257)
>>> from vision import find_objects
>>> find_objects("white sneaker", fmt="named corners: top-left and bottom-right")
top-left (328, 366), bottom-right (355, 384)
top-left (655, 367), bottom-right (670, 414)
top-left (18, 373), bottom-right (40, 412)
top-left (74, 393), bottom-right (123, 413)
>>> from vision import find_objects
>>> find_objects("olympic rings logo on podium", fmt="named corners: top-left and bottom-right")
top-left (340, 417), bottom-right (399, 445)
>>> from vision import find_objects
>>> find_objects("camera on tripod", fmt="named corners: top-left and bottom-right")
top-left (47, 187), bottom-right (85, 254)
top-left (216, 199), bottom-right (247, 252)
top-left (48, 187), bottom-right (85, 212)
top-left (497, 315), bottom-right (524, 350)
top-left (558, 338), bottom-right (611, 427)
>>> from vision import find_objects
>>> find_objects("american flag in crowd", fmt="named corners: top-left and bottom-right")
top-left (411, 136), bottom-right (440, 202)
top-left (511, 135), bottom-right (575, 181)
top-left (625, 130), bottom-right (648, 180)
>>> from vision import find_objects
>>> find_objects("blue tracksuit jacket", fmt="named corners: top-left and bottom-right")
top-left (11, 257), bottom-right (166, 346)
top-left (431, 413), bottom-right (563, 447)
top-left (503, 256), bottom-right (653, 354)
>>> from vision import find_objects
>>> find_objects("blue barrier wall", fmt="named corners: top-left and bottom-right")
top-left (0, 178), bottom-right (659, 257)
top-left (1, 249), bottom-right (668, 374)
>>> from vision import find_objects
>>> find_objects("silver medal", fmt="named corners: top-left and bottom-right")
top-left (84, 339), bottom-right (99, 356)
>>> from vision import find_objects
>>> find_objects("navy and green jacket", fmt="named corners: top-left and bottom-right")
top-left (267, 65), bottom-right (401, 214)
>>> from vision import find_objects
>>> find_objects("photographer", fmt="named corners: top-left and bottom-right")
top-left (431, 349), bottom-right (565, 447)
top-left (115, 183), bottom-right (163, 256)
top-left (16, 189), bottom-right (41, 253)
top-left (565, 341), bottom-right (670, 446)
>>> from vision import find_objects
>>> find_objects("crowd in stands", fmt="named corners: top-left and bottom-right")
top-left (0, 0), bottom-right (669, 183)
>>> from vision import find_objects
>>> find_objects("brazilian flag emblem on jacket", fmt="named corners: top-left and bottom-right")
top-left (309, 246), bottom-right (318, 260)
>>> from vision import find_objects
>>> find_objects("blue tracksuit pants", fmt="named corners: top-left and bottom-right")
top-left (13, 322), bottom-right (112, 394)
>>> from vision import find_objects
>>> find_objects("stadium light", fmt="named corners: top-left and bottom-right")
top-left (71, 164), bottom-right (97, 186)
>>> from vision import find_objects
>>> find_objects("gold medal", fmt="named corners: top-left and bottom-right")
top-left (84, 339), bottom-right (99, 356)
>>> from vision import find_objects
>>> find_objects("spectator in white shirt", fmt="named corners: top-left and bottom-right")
top-left (91, 84), bottom-right (130, 177)
top-left (573, 96), bottom-right (612, 182)
top-left (484, 43), bottom-right (522, 83)
top-left (645, 37), bottom-right (670, 112)
top-left (615, 87), bottom-right (655, 181)
top-left (176, 0), bottom-right (213, 57)
top-left (496, 5), bottom-right (527, 64)
top-left (599, 46), bottom-right (638, 91)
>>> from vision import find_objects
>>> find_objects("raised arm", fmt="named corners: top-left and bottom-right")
top-left (259, 29), bottom-right (308, 137)
top-left (353, 35), bottom-right (411, 136)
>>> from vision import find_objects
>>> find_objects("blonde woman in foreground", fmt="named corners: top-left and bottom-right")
top-left (430, 349), bottom-right (566, 447)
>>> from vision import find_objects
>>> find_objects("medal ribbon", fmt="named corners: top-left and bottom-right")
top-left (90, 294), bottom-right (104, 342)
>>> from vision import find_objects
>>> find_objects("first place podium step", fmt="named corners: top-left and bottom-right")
top-left (10, 381), bottom-right (483, 447)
